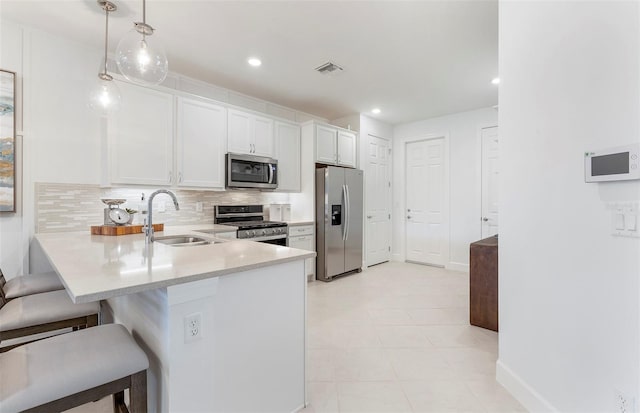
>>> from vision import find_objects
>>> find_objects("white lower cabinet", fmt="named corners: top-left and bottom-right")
top-left (288, 225), bottom-right (315, 280)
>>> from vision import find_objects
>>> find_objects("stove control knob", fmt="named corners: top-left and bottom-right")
top-left (246, 230), bottom-right (254, 237)
top-left (261, 229), bottom-right (267, 236)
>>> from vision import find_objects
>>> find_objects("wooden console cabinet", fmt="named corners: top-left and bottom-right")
top-left (469, 235), bottom-right (498, 331)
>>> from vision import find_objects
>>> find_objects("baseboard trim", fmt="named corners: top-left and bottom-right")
top-left (446, 262), bottom-right (469, 273)
top-left (496, 359), bottom-right (558, 412)
top-left (391, 253), bottom-right (403, 262)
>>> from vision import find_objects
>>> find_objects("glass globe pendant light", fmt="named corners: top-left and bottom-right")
top-left (115, 0), bottom-right (168, 85)
top-left (89, 0), bottom-right (121, 113)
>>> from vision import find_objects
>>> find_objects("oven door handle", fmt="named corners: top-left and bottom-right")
top-left (245, 234), bottom-right (288, 243)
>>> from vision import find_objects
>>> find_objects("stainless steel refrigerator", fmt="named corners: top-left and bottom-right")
top-left (316, 166), bottom-right (363, 282)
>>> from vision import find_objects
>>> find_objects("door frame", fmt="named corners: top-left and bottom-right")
top-left (402, 134), bottom-right (450, 267)
top-left (364, 133), bottom-right (393, 267)
top-left (476, 123), bottom-right (499, 240)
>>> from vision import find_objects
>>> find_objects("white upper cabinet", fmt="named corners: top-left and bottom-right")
top-left (337, 130), bottom-right (357, 168)
top-left (227, 109), bottom-right (252, 155)
top-left (176, 97), bottom-right (227, 189)
top-left (313, 123), bottom-right (358, 168)
top-left (253, 116), bottom-right (275, 157)
top-left (227, 108), bottom-right (275, 157)
top-left (110, 81), bottom-right (174, 185)
top-left (275, 121), bottom-right (301, 192)
top-left (316, 124), bottom-right (338, 165)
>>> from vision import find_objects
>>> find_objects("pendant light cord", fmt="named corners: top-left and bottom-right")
top-left (142, 0), bottom-right (146, 25)
top-left (103, 5), bottom-right (109, 75)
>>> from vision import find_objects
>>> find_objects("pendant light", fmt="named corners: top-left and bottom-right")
top-left (89, 0), bottom-right (121, 113)
top-left (115, 0), bottom-right (168, 85)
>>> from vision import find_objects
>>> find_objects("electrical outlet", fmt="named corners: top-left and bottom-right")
top-left (196, 201), bottom-right (203, 212)
top-left (184, 312), bottom-right (202, 343)
top-left (158, 201), bottom-right (166, 212)
top-left (615, 390), bottom-right (635, 413)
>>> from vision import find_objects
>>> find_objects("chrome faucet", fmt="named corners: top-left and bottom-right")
top-left (144, 189), bottom-right (180, 244)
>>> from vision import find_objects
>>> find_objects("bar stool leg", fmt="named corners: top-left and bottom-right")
top-left (113, 390), bottom-right (127, 413)
top-left (129, 370), bottom-right (148, 413)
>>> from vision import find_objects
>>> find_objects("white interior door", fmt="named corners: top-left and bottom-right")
top-left (365, 135), bottom-right (391, 266)
top-left (481, 126), bottom-right (499, 238)
top-left (405, 138), bottom-right (445, 266)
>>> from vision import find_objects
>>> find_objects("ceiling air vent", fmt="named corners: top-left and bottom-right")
top-left (315, 61), bottom-right (344, 75)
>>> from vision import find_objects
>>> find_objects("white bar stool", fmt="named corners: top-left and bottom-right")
top-left (0, 290), bottom-right (99, 352)
top-left (0, 323), bottom-right (148, 413)
top-left (0, 268), bottom-right (64, 300)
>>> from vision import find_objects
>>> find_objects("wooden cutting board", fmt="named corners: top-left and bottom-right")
top-left (90, 223), bottom-right (164, 236)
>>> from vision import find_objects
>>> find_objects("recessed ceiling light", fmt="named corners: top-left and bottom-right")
top-left (371, 108), bottom-right (381, 114)
top-left (491, 77), bottom-right (500, 85)
top-left (248, 58), bottom-right (262, 67)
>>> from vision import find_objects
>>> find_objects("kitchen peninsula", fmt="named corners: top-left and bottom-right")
top-left (34, 225), bottom-right (314, 413)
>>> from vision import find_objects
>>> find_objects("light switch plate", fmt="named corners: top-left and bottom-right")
top-left (611, 202), bottom-right (640, 238)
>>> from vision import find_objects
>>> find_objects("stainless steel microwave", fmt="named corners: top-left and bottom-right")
top-left (226, 153), bottom-right (278, 189)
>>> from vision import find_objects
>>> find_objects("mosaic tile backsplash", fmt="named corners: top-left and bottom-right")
top-left (35, 183), bottom-right (291, 233)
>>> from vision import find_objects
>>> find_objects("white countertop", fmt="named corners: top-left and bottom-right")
top-left (35, 224), bottom-right (315, 304)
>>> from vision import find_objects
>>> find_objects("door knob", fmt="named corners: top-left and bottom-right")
top-left (482, 217), bottom-right (489, 222)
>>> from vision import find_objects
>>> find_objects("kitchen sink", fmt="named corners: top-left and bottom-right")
top-left (154, 235), bottom-right (212, 247)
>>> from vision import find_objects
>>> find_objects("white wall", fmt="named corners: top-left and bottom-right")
top-left (498, 2), bottom-right (640, 411)
top-left (392, 107), bottom-right (497, 270)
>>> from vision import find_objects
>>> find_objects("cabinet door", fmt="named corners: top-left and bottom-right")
top-left (337, 130), bottom-right (357, 168)
top-left (289, 235), bottom-right (314, 251)
top-left (227, 109), bottom-right (253, 154)
top-left (289, 231), bottom-right (315, 279)
top-left (315, 125), bottom-right (337, 165)
top-left (110, 81), bottom-right (173, 185)
top-left (253, 115), bottom-right (275, 157)
top-left (275, 122), bottom-right (301, 192)
top-left (177, 98), bottom-right (227, 189)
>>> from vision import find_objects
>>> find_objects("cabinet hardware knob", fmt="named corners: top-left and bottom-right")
top-left (367, 215), bottom-right (373, 219)
top-left (407, 216), bottom-right (412, 219)
top-left (482, 217), bottom-right (489, 222)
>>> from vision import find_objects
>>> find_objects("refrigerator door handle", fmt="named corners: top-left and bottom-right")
top-left (344, 184), bottom-right (350, 241)
top-left (342, 184), bottom-right (348, 241)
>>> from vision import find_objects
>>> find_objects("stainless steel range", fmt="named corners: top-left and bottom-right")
top-left (214, 205), bottom-right (288, 246)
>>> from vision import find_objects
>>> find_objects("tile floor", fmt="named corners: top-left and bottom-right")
top-left (300, 261), bottom-right (526, 413)
top-left (70, 261), bottom-right (525, 412)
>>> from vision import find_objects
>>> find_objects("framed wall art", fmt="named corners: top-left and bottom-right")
top-left (0, 69), bottom-right (16, 213)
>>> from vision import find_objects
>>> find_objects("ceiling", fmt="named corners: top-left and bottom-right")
top-left (0, 0), bottom-right (498, 125)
